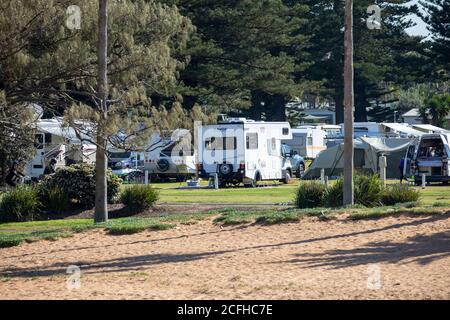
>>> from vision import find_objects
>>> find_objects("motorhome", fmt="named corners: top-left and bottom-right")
top-left (284, 127), bottom-right (327, 159)
top-left (197, 118), bottom-right (294, 187)
top-left (143, 129), bottom-right (196, 181)
top-left (404, 133), bottom-right (450, 184)
top-left (25, 118), bottom-right (96, 179)
top-left (107, 129), bottom-right (196, 181)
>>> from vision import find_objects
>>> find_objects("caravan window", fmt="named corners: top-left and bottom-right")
top-left (282, 127), bottom-right (290, 135)
top-left (307, 137), bottom-right (313, 146)
top-left (44, 133), bottom-right (52, 144)
top-left (246, 133), bottom-right (258, 149)
top-left (205, 137), bottom-right (237, 150)
top-left (34, 134), bottom-right (44, 149)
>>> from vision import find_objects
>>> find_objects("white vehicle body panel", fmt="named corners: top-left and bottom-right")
top-left (197, 119), bottom-right (293, 183)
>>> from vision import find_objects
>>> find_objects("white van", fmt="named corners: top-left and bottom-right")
top-left (285, 127), bottom-right (327, 159)
top-left (197, 118), bottom-right (293, 187)
top-left (404, 133), bottom-right (450, 184)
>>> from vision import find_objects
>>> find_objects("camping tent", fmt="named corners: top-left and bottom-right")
top-left (303, 137), bottom-right (412, 179)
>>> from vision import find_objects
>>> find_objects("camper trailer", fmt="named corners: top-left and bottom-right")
top-left (25, 119), bottom-right (96, 179)
top-left (404, 134), bottom-right (450, 184)
top-left (284, 127), bottom-right (327, 159)
top-left (197, 118), bottom-right (293, 187)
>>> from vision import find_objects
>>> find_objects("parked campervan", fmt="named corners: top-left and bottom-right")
top-left (197, 118), bottom-right (293, 187)
top-left (284, 127), bottom-right (327, 159)
top-left (25, 118), bottom-right (96, 179)
top-left (404, 133), bottom-right (450, 184)
top-left (143, 129), bottom-right (196, 181)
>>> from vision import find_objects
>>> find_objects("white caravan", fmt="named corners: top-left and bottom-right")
top-left (284, 127), bottom-right (327, 159)
top-left (197, 118), bottom-right (293, 187)
top-left (107, 129), bottom-right (196, 181)
top-left (404, 133), bottom-right (450, 184)
top-left (143, 129), bottom-right (196, 181)
top-left (25, 118), bottom-right (96, 179)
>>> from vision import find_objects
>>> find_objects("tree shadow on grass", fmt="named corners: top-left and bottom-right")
top-left (277, 230), bottom-right (450, 269)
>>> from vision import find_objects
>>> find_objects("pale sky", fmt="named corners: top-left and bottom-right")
top-left (404, 0), bottom-right (431, 37)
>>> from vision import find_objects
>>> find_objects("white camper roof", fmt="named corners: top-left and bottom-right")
top-left (411, 124), bottom-right (450, 134)
top-left (36, 118), bottom-right (92, 144)
top-left (381, 123), bottom-right (424, 137)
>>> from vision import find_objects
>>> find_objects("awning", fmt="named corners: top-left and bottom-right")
top-left (381, 123), bottom-right (424, 137)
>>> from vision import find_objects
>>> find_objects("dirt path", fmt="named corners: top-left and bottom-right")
top-left (1, 214), bottom-right (449, 300)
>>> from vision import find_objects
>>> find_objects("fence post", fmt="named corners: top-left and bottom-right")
top-left (379, 155), bottom-right (387, 186)
top-left (324, 176), bottom-right (329, 187)
top-left (214, 173), bottom-right (219, 189)
top-left (422, 174), bottom-right (426, 189)
top-left (145, 170), bottom-right (149, 185)
top-left (320, 168), bottom-right (325, 184)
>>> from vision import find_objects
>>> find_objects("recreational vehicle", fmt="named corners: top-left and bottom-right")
top-left (284, 127), bottom-right (327, 159)
top-left (197, 118), bottom-right (294, 187)
top-left (25, 119), bottom-right (96, 179)
top-left (143, 129), bottom-right (196, 181)
top-left (107, 129), bottom-right (196, 181)
top-left (404, 133), bottom-right (450, 184)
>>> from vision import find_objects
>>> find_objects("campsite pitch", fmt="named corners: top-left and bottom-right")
top-left (1, 212), bottom-right (449, 299)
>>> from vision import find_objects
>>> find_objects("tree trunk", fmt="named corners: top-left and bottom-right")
top-left (95, 0), bottom-right (109, 223)
top-left (334, 91), bottom-right (344, 124)
top-left (354, 83), bottom-right (367, 122)
top-left (267, 94), bottom-right (287, 121)
top-left (343, 0), bottom-right (354, 206)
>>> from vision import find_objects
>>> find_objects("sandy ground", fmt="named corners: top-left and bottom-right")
top-left (0, 213), bottom-right (449, 300)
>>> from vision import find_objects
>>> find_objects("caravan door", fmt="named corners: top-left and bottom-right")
top-left (404, 139), bottom-right (418, 178)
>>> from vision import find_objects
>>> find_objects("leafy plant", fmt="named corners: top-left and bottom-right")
top-left (354, 173), bottom-right (385, 207)
top-left (0, 185), bottom-right (40, 222)
top-left (295, 181), bottom-right (327, 208)
top-left (382, 184), bottom-right (420, 206)
top-left (38, 164), bottom-right (122, 208)
top-left (120, 185), bottom-right (159, 212)
top-left (39, 186), bottom-right (70, 213)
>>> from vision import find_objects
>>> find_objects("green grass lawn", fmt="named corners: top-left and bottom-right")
top-left (151, 180), bottom-right (450, 205)
top-left (1, 179), bottom-right (449, 248)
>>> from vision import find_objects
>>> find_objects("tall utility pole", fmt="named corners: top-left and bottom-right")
top-left (95, 0), bottom-right (109, 223)
top-left (343, 0), bottom-right (354, 206)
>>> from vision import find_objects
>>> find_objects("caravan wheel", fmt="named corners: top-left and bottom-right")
top-left (296, 163), bottom-right (305, 178)
top-left (282, 171), bottom-right (291, 184)
top-left (244, 172), bottom-right (260, 188)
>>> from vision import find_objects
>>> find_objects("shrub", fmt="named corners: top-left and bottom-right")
top-left (0, 185), bottom-right (40, 222)
top-left (382, 184), bottom-right (420, 206)
top-left (295, 181), bottom-right (327, 208)
top-left (325, 173), bottom-right (386, 208)
top-left (354, 173), bottom-right (385, 207)
top-left (39, 186), bottom-right (70, 213)
top-left (120, 185), bottom-right (159, 211)
top-left (324, 177), bottom-right (344, 207)
top-left (38, 164), bottom-right (122, 208)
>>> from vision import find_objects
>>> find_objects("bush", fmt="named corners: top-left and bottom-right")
top-left (39, 186), bottom-right (70, 213)
top-left (325, 173), bottom-right (386, 208)
top-left (324, 177), bottom-right (344, 207)
top-left (38, 164), bottom-right (122, 208)
top-left (295, 181), bottom-right (327, 208)
top-left (382, 184), bottom-right (420, 206)
top-left (0, 185), bottom-right (40, 222)
top-left (120, 185), bottom-right (159, 211)
top-left (354, 173), bottom-right (385, 207)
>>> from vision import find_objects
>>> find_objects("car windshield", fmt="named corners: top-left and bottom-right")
top-left (110, 152), bottom-right (131, 159)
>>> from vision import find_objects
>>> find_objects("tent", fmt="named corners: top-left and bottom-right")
top-left (303, 137), bottom-right (412, 179)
